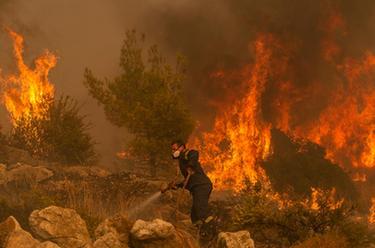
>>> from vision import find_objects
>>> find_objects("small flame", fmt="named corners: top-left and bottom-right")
top-left (369, 198), bottom-right (375, 224)
top-left (0, 28), bottom-right (56, 124)
top-left (309, 188), bottom-right (344, 211)
top-left (116, 150), bottom-right (131, 160)
top-left (352, 172), bottom-right (367, 182)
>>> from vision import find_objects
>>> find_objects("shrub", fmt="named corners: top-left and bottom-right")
top-left (9, 95), bottom-right (97, 165)
top-left (291, 232), bottom-right (349, 248)
top-left (233, 183), bottom-right (374, 247)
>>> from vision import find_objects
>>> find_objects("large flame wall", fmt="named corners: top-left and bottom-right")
top-left (197, 9), bottom-right (375, 191)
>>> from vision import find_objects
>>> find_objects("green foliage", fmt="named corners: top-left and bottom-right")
top-left (10, 96), bottom-right (97, 165)
top-left (84, 30), bottom-right (194, 174)
top-left (233, 183), bottom-right (375, 248)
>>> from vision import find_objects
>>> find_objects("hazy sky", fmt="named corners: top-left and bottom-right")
top-left (0, 0), bottom-right (148, 164)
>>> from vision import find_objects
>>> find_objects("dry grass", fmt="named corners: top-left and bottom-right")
top-left (291, 232), bottom-right (349, 248)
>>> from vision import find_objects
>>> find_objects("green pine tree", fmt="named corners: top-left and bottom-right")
top-left (84, 30), bottom-right (194, 176)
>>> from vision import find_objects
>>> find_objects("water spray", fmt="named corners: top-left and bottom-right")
top-left (127, 191), bottom-right (162, 218)
top-left (127, 173), bottom-right (192, 219)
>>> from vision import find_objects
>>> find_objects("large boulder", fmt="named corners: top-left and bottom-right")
top-left (94, 232), bottom-right (124, 248)
top-left (0, 216), bottom-right (60, 248)
top-left (3, 146), bottom-right (36, 165)
top-left (217, 230), bottom-right (255, 248)
top-left (60, 166), bottom-right (110, 179)
top-left (130, 219), bottom-right (198, 248)
top-left (29, 206), bottom-right (92, 248)
top-left (5, 163), bottom-right (53, 185)
top-left (93, 214), bottom-right (131, 248)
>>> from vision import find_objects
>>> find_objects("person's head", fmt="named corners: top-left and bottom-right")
top-left (171, 139), bottom-right (186, 159)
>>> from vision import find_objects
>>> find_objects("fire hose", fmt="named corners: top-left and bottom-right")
top-left (174, 172), bottom-right (191, 221)
top-left (160, 172), bottom-right (192, 221)
top-left (160, 171), bottom-right (192, 193)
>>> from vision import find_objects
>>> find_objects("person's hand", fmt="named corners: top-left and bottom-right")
top-left (187, 167), bottom-right (195, 175)
top-left (168, 181), bottom-right (178, 190)
top-left (161, 181), bottom-right (178, 193)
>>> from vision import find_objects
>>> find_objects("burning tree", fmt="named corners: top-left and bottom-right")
top-left (1, 28), bottom-right (56, 122)
top-left (10, 96), bottom-right (97, 164)
top-left (84, 30), bottom-right (194, 175)
top-left (0, 29), bottom-right (96, 165)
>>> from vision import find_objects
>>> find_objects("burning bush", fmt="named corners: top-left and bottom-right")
top-left (9, 96), bottom-right (97, 165)
top-left (232, 184), bottom-right (375, 248)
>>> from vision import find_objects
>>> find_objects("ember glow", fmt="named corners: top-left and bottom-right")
top-left (352, 172), bottom-right (367, 182)
top-left (0, 29), bottom-right (56, 124)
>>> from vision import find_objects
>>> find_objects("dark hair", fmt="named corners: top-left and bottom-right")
top-left (171, 139), bottom-right (185, 148)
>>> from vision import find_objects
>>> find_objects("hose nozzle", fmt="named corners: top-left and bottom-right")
top-left (160, 181), bottom-right (176, 193)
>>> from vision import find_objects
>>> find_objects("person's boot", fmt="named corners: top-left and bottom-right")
top-left (204, 215), bottom-right (214, 223)
top-left (198, 216), bottom-right (217, 243)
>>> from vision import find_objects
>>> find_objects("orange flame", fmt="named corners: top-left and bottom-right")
top-left (0, 29), bottom-right (56, 124)
top-left (287, 53), bottom-right (375, 169)
top-left (198, 35), bottom-right (276, 191)
top-left (273, 11), bottom-right (375, 169)
top-left (352, 172), bottom-right (367, 182)
top-left (197, 8), bottom-right (375, 193)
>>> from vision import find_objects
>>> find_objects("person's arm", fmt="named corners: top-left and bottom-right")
top-left (172, 150), bottom-right (198, 189)
top-left (186, 150), bottom-right (199, 172)
top-left (175, 170), bottom-right (192, 189)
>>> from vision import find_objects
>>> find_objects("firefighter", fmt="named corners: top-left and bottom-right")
top-left (170, 140), bottom-right (213, 226)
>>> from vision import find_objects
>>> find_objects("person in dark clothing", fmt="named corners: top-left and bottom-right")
top-left (171, 140), bottom-right (213, 225)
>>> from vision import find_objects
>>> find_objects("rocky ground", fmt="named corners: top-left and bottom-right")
top-left (0, 205), bottom-right (254, 248)
top-left (0, 145), bottom-right (255, 248)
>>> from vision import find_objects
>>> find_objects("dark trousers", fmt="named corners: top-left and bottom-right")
top-left (190, 183), bottom-right (212, 224)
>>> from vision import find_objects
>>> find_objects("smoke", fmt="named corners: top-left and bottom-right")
top-left (0, 0), bottom-right (374, 165)
top-left (148, 0), bottom-right (375, 127)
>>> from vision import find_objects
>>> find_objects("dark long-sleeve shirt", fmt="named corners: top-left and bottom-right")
top-left (177, 149), bottom-right (212, 191)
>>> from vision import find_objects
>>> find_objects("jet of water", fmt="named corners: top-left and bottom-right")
top-left (127, 191), bottom-right (162, 218)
